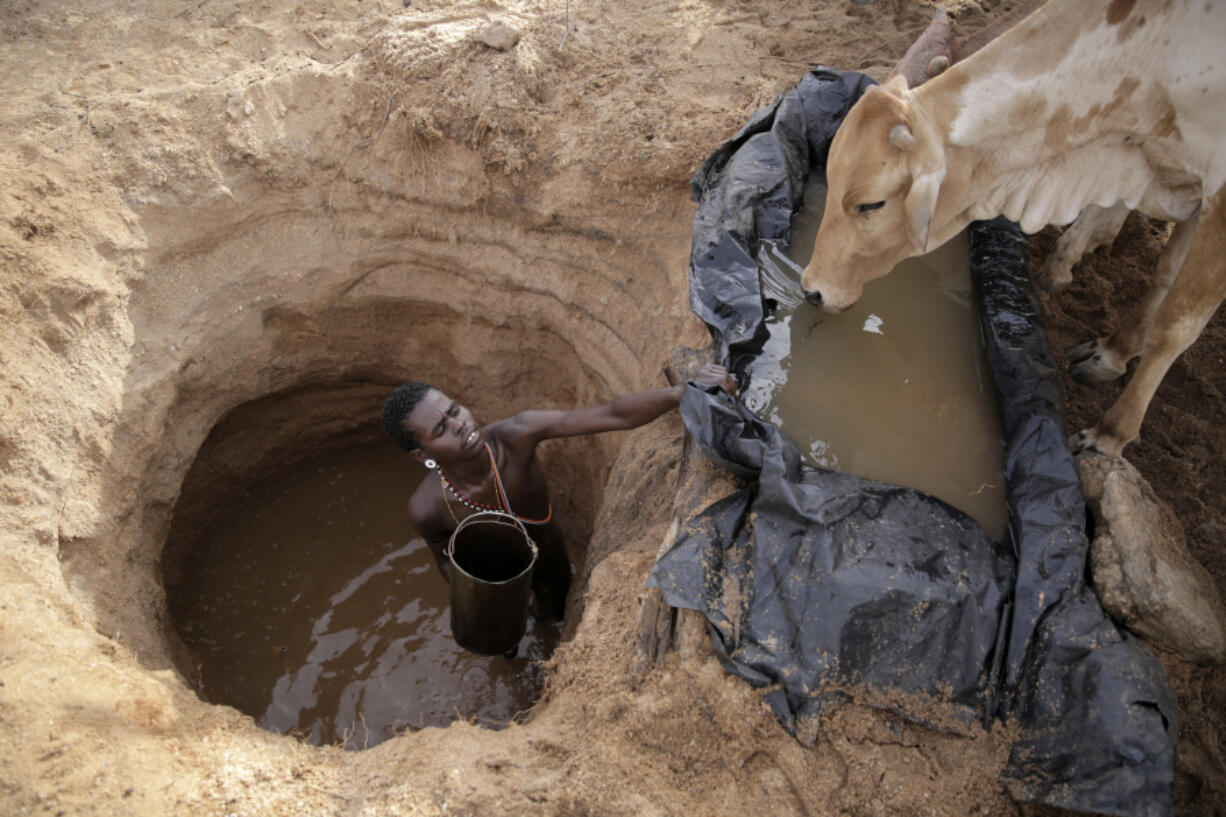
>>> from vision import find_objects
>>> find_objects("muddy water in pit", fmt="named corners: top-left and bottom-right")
top-left (169, 439), bottom-right (557, 750)
top-left (745, 177), bottom-right (1008, 542)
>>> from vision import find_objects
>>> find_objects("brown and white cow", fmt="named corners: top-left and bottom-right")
top-left (896, 5), bottom-right (1133, 296)
top-left (801, 0), bottom-right (1225, 456)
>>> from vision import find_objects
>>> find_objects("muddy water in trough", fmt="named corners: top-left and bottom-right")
top-left (745, 177), bottom-right (1009, 542)
top-left (169, 439), bottom-right (558, 750)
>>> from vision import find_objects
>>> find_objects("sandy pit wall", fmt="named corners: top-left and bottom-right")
top-left (1, 1), bottom-right (1062, 815)
top-left (0, 60), bottom-right (706, 817)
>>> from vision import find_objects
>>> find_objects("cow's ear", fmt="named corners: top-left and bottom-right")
top-left (904, 169), bottom-right (943, 251)
top-left (889, 124), bottom-right (915, 151)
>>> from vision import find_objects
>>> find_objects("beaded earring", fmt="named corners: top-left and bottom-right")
top-left (424, 458), bottom-right (437, 470)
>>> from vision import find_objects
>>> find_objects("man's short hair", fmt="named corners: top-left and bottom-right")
top-left (382, 381), bottom-right (434, 452)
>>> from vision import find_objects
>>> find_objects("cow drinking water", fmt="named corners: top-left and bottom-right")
top-left (801, 0), bottom-right (1225, 457)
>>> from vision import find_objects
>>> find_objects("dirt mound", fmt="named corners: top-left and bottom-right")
top-left (1, 1), bottom-right (1221, 815)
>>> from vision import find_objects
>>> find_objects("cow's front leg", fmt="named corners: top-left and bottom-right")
top-left (1071, 213), bottom-right (1224, 455)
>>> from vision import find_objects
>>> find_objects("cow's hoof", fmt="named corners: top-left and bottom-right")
top-left (1035, 264), bottom-right (1073, 293)
top-left (1070, 427), bottom-right (1125, 457)
top-left (1067, 340), bottom-right (1126, 384)
top-left (1070, 428), bottom-right (1096, 453)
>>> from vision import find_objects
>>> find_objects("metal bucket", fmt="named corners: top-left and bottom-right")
top-left (446, 511), bottom-right (538, 656)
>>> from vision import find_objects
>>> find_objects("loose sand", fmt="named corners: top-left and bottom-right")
top-left (1, 1), bottom-right (1222, 815)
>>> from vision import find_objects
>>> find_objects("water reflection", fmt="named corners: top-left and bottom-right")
top-left (169, 439), bottom-right (556, 750)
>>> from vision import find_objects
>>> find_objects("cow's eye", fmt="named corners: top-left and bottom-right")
top-left (857, 201), bottom-right (885, 215)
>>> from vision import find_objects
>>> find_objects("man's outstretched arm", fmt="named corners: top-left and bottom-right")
top-left (498, 363), bottom-right (738, 446)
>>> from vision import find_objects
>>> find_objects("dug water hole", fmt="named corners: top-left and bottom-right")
top-left (745, 176), bottom-right (1009, 542)
top-left (166, 437), bottom-right (558, 750)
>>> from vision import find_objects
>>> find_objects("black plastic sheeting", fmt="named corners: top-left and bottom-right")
top-left (649, 67), bottom-right (1178, 816)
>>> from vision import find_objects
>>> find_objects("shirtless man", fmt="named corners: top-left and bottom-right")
top-left (381, 363), bottom-right (738, 621)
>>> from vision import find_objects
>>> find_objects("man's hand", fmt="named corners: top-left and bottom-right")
top-left (689, 363), bottom-right (739, 397)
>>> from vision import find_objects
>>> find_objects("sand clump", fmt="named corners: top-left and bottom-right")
top-left (1, 1), bottom-right (1223, 815)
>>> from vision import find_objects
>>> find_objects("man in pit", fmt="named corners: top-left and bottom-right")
top-left (382, 363), bottom-right (738, 621)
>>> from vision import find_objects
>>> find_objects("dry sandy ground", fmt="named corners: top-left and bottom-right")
top-left (0, 0), bottom-right (1222, 815)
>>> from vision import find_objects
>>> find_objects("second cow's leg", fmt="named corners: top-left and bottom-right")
top-left (1067, 217), bottom-right (1195, 383)
top-left (1037, 202), bottom-right (1129, 293)
top-left (1072, 204), bottom-right (1226, 455)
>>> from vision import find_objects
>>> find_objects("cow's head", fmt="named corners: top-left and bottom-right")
top-left (801, 76), bottom-right (950, 312)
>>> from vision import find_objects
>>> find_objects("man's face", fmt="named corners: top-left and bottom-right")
top-left (403, 389), bottom-right (485, 464)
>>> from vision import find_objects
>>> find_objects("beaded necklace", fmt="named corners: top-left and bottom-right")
top-left (439, 469), bottom-right (505, 514)
top-left (438, 442), bottom-right (552, 526)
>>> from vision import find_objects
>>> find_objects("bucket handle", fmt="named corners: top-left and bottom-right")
top-left (445, 510), bottom-right (539, 563)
